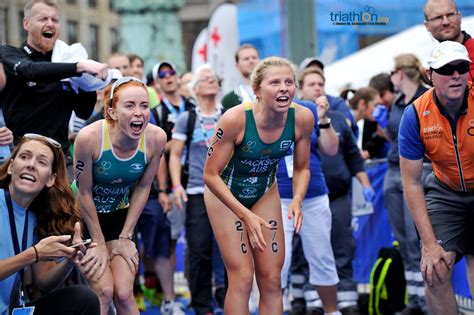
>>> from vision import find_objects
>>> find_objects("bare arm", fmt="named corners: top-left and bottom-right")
top-left (0, 63), bottom-right (5, 91)
top-left (400, 156), bottom-right (453, 285)
top-left (355, 171), bottom-right (371, 188)
top-left (74, 126), bottom-right (105, 245)
top-left (157, 154), bottom-right (171, 213)
top-left (120, 127), bottom-right (166, 237)
top-left (169, 139), bottom-right (187, 209)
top-left (1, 235), bottom-right (74, 281)
top-left (32, 223), bottom-right (92, 292)
top-left (74, 124), bottom-right (109, 279)
top-left (76, 60), bottom-right (109, 80)
top-left (289, 106), bottom-right (313, 232)
top-left (400, 157), bottom-right (435, 246)
top-left (315, 96), bottom-right (338, 156)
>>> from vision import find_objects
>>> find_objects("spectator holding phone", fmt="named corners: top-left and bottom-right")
top-left (0, 134), bottom-right (100, 314)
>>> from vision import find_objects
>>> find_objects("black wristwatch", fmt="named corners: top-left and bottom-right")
top-left (318, 118), bottom-right (331, 129)
top-left (158, 188), bottom-right (167, 194)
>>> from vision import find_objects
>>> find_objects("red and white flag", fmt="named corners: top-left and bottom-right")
top-left (207, 3), bottom-right (240, 94)
top-left (192, 27), bottom-right (208, 73)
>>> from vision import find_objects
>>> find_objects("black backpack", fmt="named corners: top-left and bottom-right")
top-left (151, 106), bottom-right (195, 189)
top-left (369, 244), bottom-right (407, 315)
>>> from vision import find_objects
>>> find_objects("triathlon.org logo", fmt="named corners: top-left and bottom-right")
top-left (330, 6), bottom-right (389, 26)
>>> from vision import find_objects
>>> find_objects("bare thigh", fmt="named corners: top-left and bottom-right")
top-left (106, 240), bottom-right (136, 294)
top-left (204, 186), bottom-right (254, 273)
top-left (204, 184), bottom-right (284, 274)
top-left (250, 185), bottom-right (285, 277)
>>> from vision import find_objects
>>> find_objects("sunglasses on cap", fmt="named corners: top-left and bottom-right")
top-left (158, 69), bottom-right (176, 79)
top-left (23, 133), bottom-right (62, 149)
top-left (109, 76), bottom-right (146, 107)
top-left (431, 62), bottom-right (470, 76)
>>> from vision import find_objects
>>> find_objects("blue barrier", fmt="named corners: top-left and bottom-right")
top-left (353, 161), bottom-right (471, 299)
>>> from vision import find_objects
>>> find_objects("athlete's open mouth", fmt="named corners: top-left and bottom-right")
top-left (130, 121), bottom-right (144, 132)
top-left (276, 96), bottom-right (289, 103)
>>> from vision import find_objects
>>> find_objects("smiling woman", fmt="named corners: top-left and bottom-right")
top-left (0, 135), bottom-right (100, 314)
top-left (73, 77), bottom-right (167, 315)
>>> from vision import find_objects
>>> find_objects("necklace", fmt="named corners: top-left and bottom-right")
top-left (194, 104), bottom-right (222, 148)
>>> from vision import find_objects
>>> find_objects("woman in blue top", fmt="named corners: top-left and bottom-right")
top-left (0, 134), bottom-right (99, 314)
top-left (74, 77), bottom-right (167, 315)
top-left (204, 57), bottom-right (314, 314)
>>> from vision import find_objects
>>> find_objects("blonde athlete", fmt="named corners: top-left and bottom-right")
top-left (204, 57), bottom-right (313, 315)
top-left (74, 77), bottom-right (166, 315)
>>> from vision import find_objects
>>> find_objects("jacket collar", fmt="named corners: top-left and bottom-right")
top-left (21, 42), bottom-right (53, 61)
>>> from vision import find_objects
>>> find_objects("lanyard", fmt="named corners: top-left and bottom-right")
top-left (162, 96), bottom-right (185, 122)
top-left (5, 189), bottom-right (29, 307)
top-left (194, 105), bottom-right (221, 148)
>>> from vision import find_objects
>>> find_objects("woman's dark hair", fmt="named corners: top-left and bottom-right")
top-left (369, 73), bottom-right (395, 94)
top-left (341, 87), bottom-right (379, 110)
top-left (128, 54), bottom-right (144, 66)
top-left (0, 138), bottom-right (81, 240)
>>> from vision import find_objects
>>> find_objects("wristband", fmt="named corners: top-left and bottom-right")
top-left (119, 233), bottom-right (133, 240)
top-left (158, 188), bottom-right (167, 193)
top-left (318, 118), bottom-right (331, 129)
top-left (32, 245), bottom-right (39, 263)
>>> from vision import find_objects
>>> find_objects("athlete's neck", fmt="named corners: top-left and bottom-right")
top-left (254, 101), bottom-right (286, 128)
top-left (197, 95), bottom-right (218, 115)
top-left (109, 125), bottom-right (140, 157)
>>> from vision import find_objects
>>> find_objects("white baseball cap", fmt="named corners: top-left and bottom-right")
top-left (152, 61), bottom-right (177, 81)
top-left (427, 41), bottom-right (471, 69)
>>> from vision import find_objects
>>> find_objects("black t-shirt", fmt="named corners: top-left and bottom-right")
top-left (0, 43), bottom-right (96, 149)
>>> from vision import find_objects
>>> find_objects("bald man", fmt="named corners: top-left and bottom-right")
top-left (424, 0), bottom-right (474, 72)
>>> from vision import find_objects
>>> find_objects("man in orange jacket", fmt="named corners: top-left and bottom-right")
top-left (399, 40), bottom-right (473, 315)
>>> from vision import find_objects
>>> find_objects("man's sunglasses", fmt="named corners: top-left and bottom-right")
top-left (158, 69), bottom-right (176, 79)
top-left (431, 62), bottom-right (470, 76)
top-left (23, 133), bottom-right (62, 149)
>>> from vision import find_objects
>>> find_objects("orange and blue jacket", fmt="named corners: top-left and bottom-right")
top-left (411, 85), bottom-right (474, 191)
